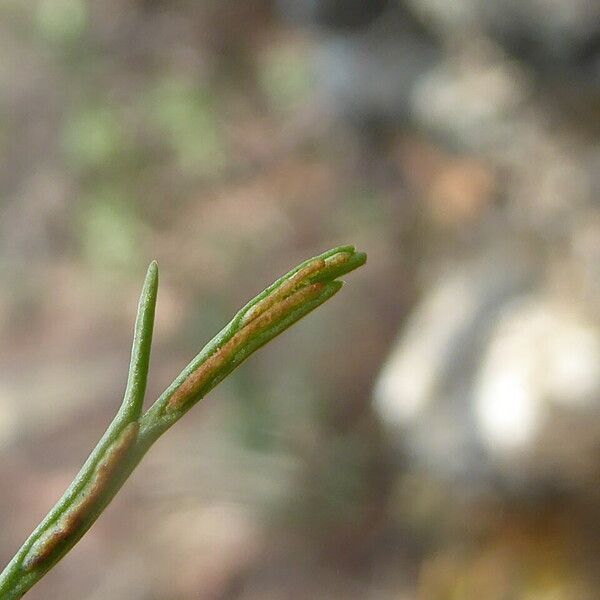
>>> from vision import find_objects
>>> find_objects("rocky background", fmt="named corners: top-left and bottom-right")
top-left (1, 1), bottom-right (599, 598)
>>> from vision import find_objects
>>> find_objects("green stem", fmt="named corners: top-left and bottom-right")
top-left (0, 246), bottom-right (366, 599)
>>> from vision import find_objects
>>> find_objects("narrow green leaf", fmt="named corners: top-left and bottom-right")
top-left (119, 260), bottom-right (159, 423)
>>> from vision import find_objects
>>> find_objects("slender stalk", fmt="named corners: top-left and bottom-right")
top-left (0, 246), bottom-right (366, 599)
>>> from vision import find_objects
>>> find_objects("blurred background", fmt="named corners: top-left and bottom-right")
top-left (1, 1), bottom-right (599, 598)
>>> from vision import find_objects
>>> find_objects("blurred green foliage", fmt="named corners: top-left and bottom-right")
top-left (62, 106), bottom-right (124, 171)
top-left (148, 78), bottom-right (226, 176)
top-left (77, 192), bottom-right (141, 271)
top-left (258, 42), bottom-right (315, 113)
top-left (36, 0), bottom-right (87, 44)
